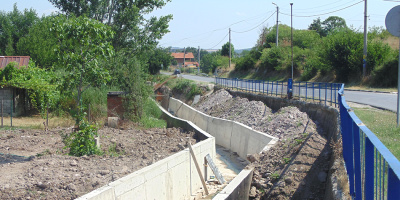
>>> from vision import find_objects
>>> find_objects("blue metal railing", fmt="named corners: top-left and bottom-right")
top-left (339, 85), bottom-right (400, 200)
top-left (215, 76), bottom-right (400, 199)
top-left (215, 77), bottom-right (342, 107)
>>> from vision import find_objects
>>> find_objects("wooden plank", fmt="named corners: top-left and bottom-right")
top-left (205, 154), bottom-right (225, 184)
top-left (188, 142), bottom-right (209, 195)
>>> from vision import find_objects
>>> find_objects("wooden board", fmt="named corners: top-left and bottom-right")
top-left (205, 154), bottom-right (225, 184)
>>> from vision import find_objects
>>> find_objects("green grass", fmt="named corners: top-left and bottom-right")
top-left (353, 107), bottom-right (400, 160)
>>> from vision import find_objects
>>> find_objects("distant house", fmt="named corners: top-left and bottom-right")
top-left (0, 56), bottom-right (31, 116)
top-left (171, 52), bottom-right (199, 68)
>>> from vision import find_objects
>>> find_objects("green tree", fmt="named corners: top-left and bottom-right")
top-left (146, 47), bottom-right (173, 74)
top-left (308, 18), bottom-right (323, 36)
top-left (221, 42), bottom-right (234, 57)
top-left (0, 4), bottom-right (38, 55)
top-left (17, 15), bottom-right (60, 68)
top-left (48, 0), bottom-right (172, 52)
top-left (51, 15), bottom-right (114, 121)
top-left (322, 16), bottom-right (347, 35)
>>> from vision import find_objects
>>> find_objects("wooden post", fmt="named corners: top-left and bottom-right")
top-left (10, 98), bottom-right (12, 127)
top-left (188, 142), bottom-right (209, 195)
top-left (1, 100), bottom-right (3, 128)
top-left (46, 102), bottom-right (49, 130)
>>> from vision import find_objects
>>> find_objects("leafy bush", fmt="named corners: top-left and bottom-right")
top-left (65, 120), bottom-right (100, 156)
top-left (372, 53), bottom-right (398, 87)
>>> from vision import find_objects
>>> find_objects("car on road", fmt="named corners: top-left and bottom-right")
top-left (173, 69), bottom-right (181, 75)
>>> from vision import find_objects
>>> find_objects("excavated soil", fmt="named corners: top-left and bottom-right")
top-left (194, 89), bottom-right (332, 200)
top-left (0, 126), bottom-right (198, 199)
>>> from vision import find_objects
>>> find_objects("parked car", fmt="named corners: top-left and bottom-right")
top-left (173, 69), bottom-right (181, 75)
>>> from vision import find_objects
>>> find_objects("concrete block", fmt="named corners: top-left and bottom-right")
top-left (145, 172), bottom-right (167, 199)
top-left (143, 159), bottom-right (168, 181)
top-left (207, 117), bottom-right (233, 149)
top-left (76, 185), bottom-right (115, 200)
top-left (110, 173), bottom-right (145, 197)
top-left (118, 184), bottom-right (145, 200)
top-left (192, 111), bottom-right (209, 131)
top-left (167, 150), bottom-right (188, 169)
top-left (107, 117), bottom-right (119, 128)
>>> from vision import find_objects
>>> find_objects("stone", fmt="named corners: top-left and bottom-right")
top-left (284, 177), bottom-right (293, 185)
top-left (249, 186), bottom-right (257, 198)
top-left (99, 170), bottom-right (110, 175)
top-left (70, 160), bottom-right (78, 166)
top-left (36, 182), bottom-right (47, 189)
top-left (247, 154), bottom-right (259, 163)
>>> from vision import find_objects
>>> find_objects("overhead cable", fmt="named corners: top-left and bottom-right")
top-left (280, 1), bottom-right (363, 18)
top-left (232, 11), bottom-right (276, 34)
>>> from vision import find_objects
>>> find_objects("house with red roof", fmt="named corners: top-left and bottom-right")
top-left (171, 52), bottom-right (199, 68)
top-left (0, 56), bottom-right (31, 116)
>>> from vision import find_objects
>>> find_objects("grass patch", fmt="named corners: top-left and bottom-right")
top-left (139, 99), bottom-right (167, 128)
top-left (0, 115), bottom-right (74, 129)
top-left (353, 107), bottom-right (400, 159)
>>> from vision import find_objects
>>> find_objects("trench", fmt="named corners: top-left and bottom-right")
top-left (164, 87), bottom-right (340, 199)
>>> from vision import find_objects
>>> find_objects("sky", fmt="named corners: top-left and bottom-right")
top-left (2, 0), bottom-right (400, 50)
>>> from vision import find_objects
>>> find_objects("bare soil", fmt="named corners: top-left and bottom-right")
top-left (194, 89), bottom-right (332, 200)
top-left (0, 126), bottom-right (198, 199)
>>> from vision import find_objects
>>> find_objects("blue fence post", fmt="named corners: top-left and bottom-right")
top-left (263, 81), bottom-right (265, 94)
top-left (305, 82), bottom-right (308, 101)
top-left (353, 121), bottom-right (362, 200)
top-left (312, 82), bottom-right (315, 102)
top-left (319, 83), bottom-right (321, 103)
top-left (365, 137), bottom-right (375, 200)
top-left (388, 166), bottom-right (400, 199)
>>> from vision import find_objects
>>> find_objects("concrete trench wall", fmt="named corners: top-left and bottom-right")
top-left (168, 97), bottom-right (278, 160)
top-left (221, 88), bottom-right (343, 200)
top-left (77, 105), bottom-right (216, 200)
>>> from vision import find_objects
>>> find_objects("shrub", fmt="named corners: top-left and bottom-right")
top-left (65, 120), bottom-right (100, 156)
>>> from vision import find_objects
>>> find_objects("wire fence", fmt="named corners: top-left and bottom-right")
top-left (215, 77), bottom-right (400, 199)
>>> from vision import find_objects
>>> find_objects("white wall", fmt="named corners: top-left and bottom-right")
top-left (169, 97), bottom-right (278, 159)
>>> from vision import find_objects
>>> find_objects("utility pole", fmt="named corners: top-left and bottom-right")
top-left (272, 2), bottom-right (279, 47)
top-left (229, 28), bottom-right (231, 69)
top-left (290, 3), bottom-right (293, 80)
top-left (198, 46), bottom-right (200, 73)
top-left (183, 47), bottom-right (186, 68)
top-left (363, 0), bottom-right (368, 77)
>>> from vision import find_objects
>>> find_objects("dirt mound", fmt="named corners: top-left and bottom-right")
top-left (194, 89), bottom-right (331, 199)
top-left (195, 89), bottom-right (315, 140)
top-left (0, 127), bottom-right (198, 199)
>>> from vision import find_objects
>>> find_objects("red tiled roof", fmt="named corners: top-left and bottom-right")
top-left (0, 56), bottom-right (30, 69)
top-left (185, 62), bottom-right (199, 67)
top-left (171, 52), bottom-right (195, 59)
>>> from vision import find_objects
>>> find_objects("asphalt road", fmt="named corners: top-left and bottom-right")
top-left (168, 72), bottom-right (398, 113)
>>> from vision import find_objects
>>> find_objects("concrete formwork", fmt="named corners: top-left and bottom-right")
top-left (168, 97), bottom-right (278, 160)
top-left (77, 105), bottom-right (216, 200)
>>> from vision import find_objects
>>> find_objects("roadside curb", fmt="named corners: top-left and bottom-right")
top-left (344, 89), bottom-right (397, 94)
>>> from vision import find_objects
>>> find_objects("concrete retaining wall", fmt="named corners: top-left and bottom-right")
top-left (213, 168), bottom-right (253, 200)
top-left (77, 105), bottom-right (216, 200)
top-left (168, 97), bottom-right (278, 160)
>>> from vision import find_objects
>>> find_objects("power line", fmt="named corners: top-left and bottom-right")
top-left (232, 11), bottom-right (276, 34)
top-left (207, 32), bottom-right (229, 50)
top-left (280, 1), bottom-right (363, 18)
top-left (289, 0), bottom-right (358, 13)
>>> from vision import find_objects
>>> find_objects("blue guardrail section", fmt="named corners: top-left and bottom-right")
top-left (215, 77), bottom-right (400, 199)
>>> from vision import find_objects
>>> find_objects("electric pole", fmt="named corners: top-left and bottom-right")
top-left (229, 28), bottom-right (231, 69)
top-left (290, 3), bottom-right (293, 80)
top-left (198, 46), bottom-right (200, 73)
top-left (272, 2), bottom-right (279, 47)
top-left (183, 47), bottom-right (186, 68)
top-left (363, 0), bottom-right (368, 77)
